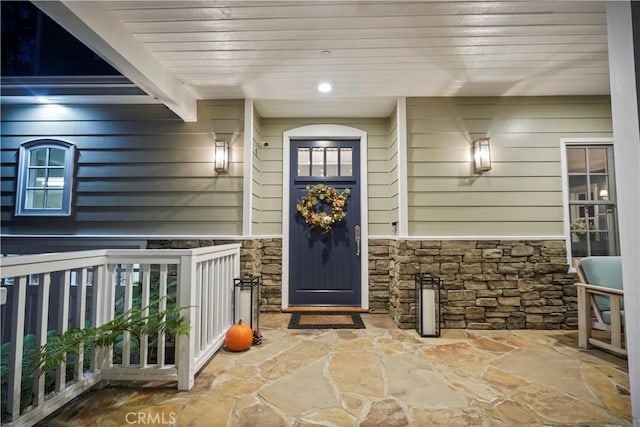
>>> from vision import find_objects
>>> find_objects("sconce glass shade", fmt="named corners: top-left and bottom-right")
top-left (473, 138), bottom-right (491, 173)
top-left (214, 140), bottom-right (229, 173)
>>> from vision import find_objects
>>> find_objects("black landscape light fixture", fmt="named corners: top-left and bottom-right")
top-left (415, 273), bottom-right (442, 337)
top-left (233, 274), bottom-right (260, 331)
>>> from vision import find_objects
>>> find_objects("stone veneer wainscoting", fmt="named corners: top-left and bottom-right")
top-left (385, 240), bottom-right (577, 330)
top-left (148, 238), bottom-right (577, 331)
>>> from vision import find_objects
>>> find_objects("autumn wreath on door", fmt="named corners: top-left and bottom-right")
top-left (296, 184), bottom-right (350, 232)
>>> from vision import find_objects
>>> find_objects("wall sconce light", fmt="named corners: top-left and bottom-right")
top-left (214, 140), bottom-right (229, 173)
top-left (473, 138), bottom-right (492, 173)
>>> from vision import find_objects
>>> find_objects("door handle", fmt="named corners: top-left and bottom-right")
top-left (355, 225), bottom-right (361, 256)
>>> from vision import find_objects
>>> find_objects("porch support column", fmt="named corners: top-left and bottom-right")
top-left (243, 99), bottom-right (254, 236)
top-left (606, 2), bottom-right (640, 422)
top-left (396, 97), bottom-right (409, 237)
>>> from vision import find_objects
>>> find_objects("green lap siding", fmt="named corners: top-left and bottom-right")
top-left (406, 96), bottom-right (612, 237)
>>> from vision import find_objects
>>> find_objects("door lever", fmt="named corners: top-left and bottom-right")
top-left (355, 225), bottom-right (361, 256)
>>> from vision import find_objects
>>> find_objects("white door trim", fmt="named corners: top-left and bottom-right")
top-left (282, 124), bottom-right (369, 309)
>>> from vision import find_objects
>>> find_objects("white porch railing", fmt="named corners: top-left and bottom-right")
top-left (0, 244), bottom-right (239, 426)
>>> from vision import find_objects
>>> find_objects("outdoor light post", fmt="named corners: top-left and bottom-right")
top-left (415, 273), bottom-right (442, 337)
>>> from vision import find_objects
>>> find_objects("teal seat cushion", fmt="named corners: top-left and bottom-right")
top-left (579, 256), bottom-right (624, 314)
top-left (602, 310), bottom-right (625, 326)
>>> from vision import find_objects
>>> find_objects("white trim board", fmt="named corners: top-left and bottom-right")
top-left (1, 234), bottom-right (259, 240)
top-left (369, 235), bottom-right (566, 241)
top-left (282, 125), bottom-right (369, 310)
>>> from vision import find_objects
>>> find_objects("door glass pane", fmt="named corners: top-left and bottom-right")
top-left (297, 148), bottom-right (310, 177)
top-left (49, 148), bottom-right (66, 166)
top-left (46, 190), bottom-right (63, 208)
top-left (28, 169), bottom-right (46, 187)
top-left (588, 148), bottom-right (607, 173)
top-left (567, 148), bottom-right (586, 173)
top-left (326, 147), bottom-right (338, 177)
top-left (26, 189), bottom-right (44, 209)
top-left (311, 147), bottom-right (324, 177)
top-left (340, 148), bottom-right (352, 176)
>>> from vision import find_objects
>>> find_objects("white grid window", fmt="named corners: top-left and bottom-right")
top-left (16, 139), bottom-right (75, 216)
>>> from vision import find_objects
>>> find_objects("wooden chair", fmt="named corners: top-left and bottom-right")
top-left (574, 256), bottom-right (626, 356)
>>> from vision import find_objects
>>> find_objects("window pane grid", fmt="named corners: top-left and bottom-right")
top-left (566, 145), bottom-right (618, 258)
top-left (17, 141), bottom-right (73, 215)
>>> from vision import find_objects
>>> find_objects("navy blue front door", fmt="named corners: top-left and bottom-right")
top-left (289, 139), bottom-right (361, 306)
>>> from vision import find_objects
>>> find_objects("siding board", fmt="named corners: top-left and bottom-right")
top-left (406, 96), bottom-right (612, 236)
top-left (408, 146), bottom-right (560, 162)
top-left (75, 177), bottom-right (243, 193)
top-left (409, 192), bottom-right (562, 207)
top-left (1, 103), bottom-right (245, 236)
top-left (407, 162), bottom-right (560, 177)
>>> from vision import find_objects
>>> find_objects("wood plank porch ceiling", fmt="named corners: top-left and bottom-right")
top-left (38, 1), bottom-right (609, 118)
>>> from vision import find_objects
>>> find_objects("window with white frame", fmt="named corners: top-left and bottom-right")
top-left (566, 143), bottom-right (619, 258)
top-left (15, 139), bottom-right (75, 216)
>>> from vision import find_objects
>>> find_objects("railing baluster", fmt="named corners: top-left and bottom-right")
top-left (226, 256), bottom-right (234, 332)
top-left (56, 270), bottom-right (71, 392)
top-left (157, 264), bottom-right (168, 368)
top-left (8, 275), bottom-right (27, 420)
top-left (195, 262), bottom-right (202, 355)
top-left (208, 260), bottom-right (215, 343)
top-left (105, 263), bottom-right (117, 368)
top-left (201, 260), bottom-right (209, 349)
top-left (140, 264), bottom-right (150, 368)
top-left (75, 268), bottom-right (88, 381)
top-left (34, 272), bottom-right (51, 406)
top-left (122, 264), bottom-right (133, 367)
top-left (214, 259), bottom-right (224, 336)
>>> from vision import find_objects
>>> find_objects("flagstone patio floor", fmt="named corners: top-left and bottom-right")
top-left (44, 313), bottom-right (631, 426)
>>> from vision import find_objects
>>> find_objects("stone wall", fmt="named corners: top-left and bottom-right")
top-left (146, 238), bottom-right (577, 330)
top-left (388, 240), bottom-right (577, 330)
top-left (368, 239), bottom-right (393, 313)
top-left (257, 239), bottom-right (283, 312)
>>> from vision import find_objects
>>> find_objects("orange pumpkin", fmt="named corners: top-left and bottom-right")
top-left (225, 319), bottom-right (253, 351)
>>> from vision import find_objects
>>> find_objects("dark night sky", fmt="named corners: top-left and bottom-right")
top-left (1, 1), bottom-right (119, 76)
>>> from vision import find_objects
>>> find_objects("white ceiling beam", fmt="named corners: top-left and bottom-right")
top-left (32, 1), bottom-right (198, 122)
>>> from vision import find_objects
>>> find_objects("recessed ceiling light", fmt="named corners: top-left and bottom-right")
top-left (318, 82), bottom-right (332, 93)
top-left (320, 50), bottom-right (331, 57)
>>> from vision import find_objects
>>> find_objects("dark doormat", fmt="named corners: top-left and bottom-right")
top-left (288, 312), bottom-right (366, 329)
